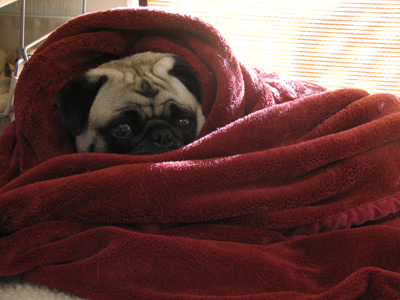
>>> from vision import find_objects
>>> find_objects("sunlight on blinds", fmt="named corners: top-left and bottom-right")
top-left (147, 0), bottom-right (400, 96)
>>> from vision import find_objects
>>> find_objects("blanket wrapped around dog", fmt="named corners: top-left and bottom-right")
top-left (2, 7), bottom-right (400, 300)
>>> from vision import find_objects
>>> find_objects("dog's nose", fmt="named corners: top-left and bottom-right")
top-left (149, 128), bottom-right (174, 148)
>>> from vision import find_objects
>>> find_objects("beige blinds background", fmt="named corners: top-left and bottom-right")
top-left (147, 0), bottom-right (400, 96)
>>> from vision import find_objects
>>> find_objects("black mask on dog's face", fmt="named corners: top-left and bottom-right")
top-left (54, 52), bottom-right (204, 155)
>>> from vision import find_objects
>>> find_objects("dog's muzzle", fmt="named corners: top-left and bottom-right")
top-left (147, 127), bottom-right (177, 150)
top-left (126, 119), bottom-right (187, 155)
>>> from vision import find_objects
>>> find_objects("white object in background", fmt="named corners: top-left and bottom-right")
top-left (0, 58), bottom-right (24, 118)
top-left (0, 0), bottom-right (17, 8)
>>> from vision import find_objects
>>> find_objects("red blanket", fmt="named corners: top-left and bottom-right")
top-left (2, 7), bottom-right (400, 299)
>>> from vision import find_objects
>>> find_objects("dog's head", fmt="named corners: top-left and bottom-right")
top-left (54, 52), bottom-right (205, 155)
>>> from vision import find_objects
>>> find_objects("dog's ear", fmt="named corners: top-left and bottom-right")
top-left (54, 74), bottom-right (108, 136)
top-left (168, 56), bottom-right (202, 103)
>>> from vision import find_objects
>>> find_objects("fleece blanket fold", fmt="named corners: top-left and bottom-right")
top-left (1, 7), bottom-right (400, 300)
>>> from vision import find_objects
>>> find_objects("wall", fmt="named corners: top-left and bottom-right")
top-left (0, 0), bottom-right (136, 53)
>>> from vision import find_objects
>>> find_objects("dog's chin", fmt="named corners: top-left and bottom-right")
top-left (127, 139), bottom-right (185, 155)
top-left (79, 137), bottom-right (185, 155)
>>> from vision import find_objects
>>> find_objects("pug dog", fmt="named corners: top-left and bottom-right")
top-left (54, 52), bottom-right (205, 155)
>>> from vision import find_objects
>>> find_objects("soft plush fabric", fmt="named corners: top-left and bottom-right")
top-left (1, 7), bottom-right (400, 300)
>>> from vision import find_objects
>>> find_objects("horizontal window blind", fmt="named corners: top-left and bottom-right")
top-left (147, 0), bottom-right (400, 96)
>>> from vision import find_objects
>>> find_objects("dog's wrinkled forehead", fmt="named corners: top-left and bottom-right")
top-left (86, 52), bottom-right (200, 124)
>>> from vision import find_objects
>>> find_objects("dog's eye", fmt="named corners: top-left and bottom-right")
top-left (177, 117), bottom-right (193, 131)
top-left (111, 123), bottom-right (132, 137)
